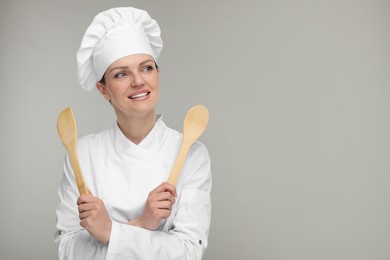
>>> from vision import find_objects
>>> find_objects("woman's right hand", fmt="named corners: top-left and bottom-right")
top-left (129, 182), bottom-right (176, 230)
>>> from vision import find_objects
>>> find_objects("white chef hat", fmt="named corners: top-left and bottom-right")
top-left (77, 7), bottom-right (163, 91)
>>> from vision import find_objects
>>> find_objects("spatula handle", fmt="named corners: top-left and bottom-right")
top-left (68, 146), bottom-right (89, 195)
top-left (167, 141), bottom-right (192, 186)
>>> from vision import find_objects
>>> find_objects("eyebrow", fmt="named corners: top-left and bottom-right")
top-left (109, 59), bottom-right (155, 73)
top-left (109, 66), bottom-right (128, 73)
top-left (140, 59), bottom-right (154, 66)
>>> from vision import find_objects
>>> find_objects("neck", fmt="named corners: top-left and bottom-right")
top-left (116, 110), bottom-right (156, 145)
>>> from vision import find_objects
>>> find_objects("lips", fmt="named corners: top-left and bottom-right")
top-left (129, 91), bottom-right (150, 100)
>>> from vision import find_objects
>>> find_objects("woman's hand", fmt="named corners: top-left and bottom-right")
top-left (77, 192), bottom-right (112, 244)
top-left (130, 182), bottom-right (176, 230)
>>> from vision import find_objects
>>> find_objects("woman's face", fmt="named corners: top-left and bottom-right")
top-left (97, 53), bottom-right (160, 119)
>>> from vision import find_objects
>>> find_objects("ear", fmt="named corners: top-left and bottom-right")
top-left (96, 82), bottom-right (111, 102)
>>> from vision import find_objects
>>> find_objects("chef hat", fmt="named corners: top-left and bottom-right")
top-left (77, 7), bottom-right (163, 91)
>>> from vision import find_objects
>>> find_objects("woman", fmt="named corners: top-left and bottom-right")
top-left (55, 7), bottom-right (212, 260)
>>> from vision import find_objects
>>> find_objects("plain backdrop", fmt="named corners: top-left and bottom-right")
top-left (1, 0), bottom-right (389, 259)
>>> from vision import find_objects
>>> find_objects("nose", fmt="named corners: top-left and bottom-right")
top-left (131, 72), bottom-right (145, 88)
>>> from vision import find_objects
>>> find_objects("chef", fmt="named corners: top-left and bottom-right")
top-left (55, 7), bottom-right (212, 260)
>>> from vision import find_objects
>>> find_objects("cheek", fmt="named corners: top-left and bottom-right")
top-left (154, 85), bottom-right (160, 99)
top-left (107, 84), bottom-right (127, 97)
top-left (154, 78), bottom-right (160, 91)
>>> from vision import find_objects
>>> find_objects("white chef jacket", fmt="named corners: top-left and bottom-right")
top-left (55, 115), bottom-right (212, 260)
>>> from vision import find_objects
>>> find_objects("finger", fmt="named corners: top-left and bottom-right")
top-left (157, 200), bottom-right (173, 210)
top-left (159, 208), bottom-right (173, 219)
top-left (162, 182), bottom-right (176, 197)
top-left (151, 182), bottom-right (176, 196)
top-left (150, 183), bottom-right (167, 194)
top-left (156, 191), bottom-right (175, 204)
top-left (80, 218), bottom-right (90, 229)
top-left (77, 194), bottom-right (96, 205)
top-left (79, 211), bottom-right (90, 220)
top-left (78, 202), bottom-right (96, 213)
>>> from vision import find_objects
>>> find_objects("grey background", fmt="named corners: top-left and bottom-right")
top-left (1, 0), bottom-right (389, 259)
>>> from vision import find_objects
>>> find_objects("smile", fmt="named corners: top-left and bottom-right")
top-left (129, 91), bottom-right (150, 100)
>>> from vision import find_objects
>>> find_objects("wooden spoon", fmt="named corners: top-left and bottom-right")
top-left (57, 108), bottom-right (89, 195)
top-left (167, 105), bottom-right (209, 186)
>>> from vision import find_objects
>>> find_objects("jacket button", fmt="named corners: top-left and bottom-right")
top-left (199, 240), bottom-right (202, 245)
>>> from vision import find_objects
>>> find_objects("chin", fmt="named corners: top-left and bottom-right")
top-left (131, 104), bottom-right (156, 116)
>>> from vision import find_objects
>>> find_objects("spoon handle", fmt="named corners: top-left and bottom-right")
top-left (67, 145), bottom-right (89, 195)
top-left (167, 140), bottom-right (192, 186)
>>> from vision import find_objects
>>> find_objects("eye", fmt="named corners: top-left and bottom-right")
top-left (141, 65), bottom-right (154, 72)
top-left (114, 71), bottom-right (128, 78)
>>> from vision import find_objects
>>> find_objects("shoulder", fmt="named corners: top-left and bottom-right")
top-left (77, 125), bottom-right (115, 156)
top-left (161, 120), bottom-right (181, 141)
top-left (190, 140), bottom-right (209, 159)
top-left (179, 138), bottom-right (211, 191)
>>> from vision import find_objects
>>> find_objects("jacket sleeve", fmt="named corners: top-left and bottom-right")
top-left (105, 143), bottom-right (212, 260)
top-left (54, 154), bottom-right (108, 260)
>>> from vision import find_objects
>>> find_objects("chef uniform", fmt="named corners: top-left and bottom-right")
top-left (55, 7), bottom-right (212, 260)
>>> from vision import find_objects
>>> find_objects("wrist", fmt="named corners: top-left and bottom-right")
top-left (101, 219), bottom-right (112, 244)
top-left (128, 218), bottom-right (143, 228)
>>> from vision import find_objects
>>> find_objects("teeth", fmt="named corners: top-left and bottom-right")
top-left (130, 92), bottom-right (149, 99)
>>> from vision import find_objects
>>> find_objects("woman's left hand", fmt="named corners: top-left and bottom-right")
top-left (77, 192), bottom-right (112, 244)
top-left (129, 182), bottom-right (176, 230)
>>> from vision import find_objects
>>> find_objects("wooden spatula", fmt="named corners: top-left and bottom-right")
top-left (57, 108), bottom-right (89, 195)
top-left (167, 105), bottom-right (209, 186)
